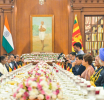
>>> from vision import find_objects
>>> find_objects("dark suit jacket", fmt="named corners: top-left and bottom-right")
top-left (72, 64), bottom-right (86, 76)
top-left (17, 61), bottom-right (23, 66)
top-left (14, 61), bottom-right (18, 69)
top-left (67, 63), bottom-right (72, 69)
top-left (72, 63), bottom-right (95, 76)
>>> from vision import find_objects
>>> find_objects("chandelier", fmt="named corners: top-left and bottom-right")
top-left (39, 0), bottom-right (44, 5)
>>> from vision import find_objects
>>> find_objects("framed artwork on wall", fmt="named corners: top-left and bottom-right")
top-left (30, 15), bottom-right (54, 52)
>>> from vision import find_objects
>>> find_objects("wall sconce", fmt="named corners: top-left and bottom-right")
top-left (39, 0), bottom-right (44, 5)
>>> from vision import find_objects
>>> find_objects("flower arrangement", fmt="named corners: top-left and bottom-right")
top-left (22, 53), bottom-right (59, 61)
top-left (28, 63), bottom-right (52, 80)
top-left (13, 62), bottom-right (62, 100)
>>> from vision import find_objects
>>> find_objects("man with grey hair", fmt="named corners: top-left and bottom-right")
top-left (9, 54), bottom-right (17, 70)
top-left (95, 48), bottom-right (104, 86)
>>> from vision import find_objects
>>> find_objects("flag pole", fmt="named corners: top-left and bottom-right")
top-left (75, 14), bottom-right (77, 17)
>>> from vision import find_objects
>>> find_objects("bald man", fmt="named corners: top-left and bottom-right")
top-left (39, 21), bottom-right (46, 50)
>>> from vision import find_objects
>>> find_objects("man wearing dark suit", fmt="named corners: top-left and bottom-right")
top-left (16, 55), bottom-right (22, 66)
top-left (9, 54), bottom-right (17, 70)
top-left (14, 55), bottom-right (19, 68)
top-left (5, 56), bottom-right (12, 72)
top-left (72, 54), bottom-right (84, 75)
top-left (72, 54), bottom-right (95, 76)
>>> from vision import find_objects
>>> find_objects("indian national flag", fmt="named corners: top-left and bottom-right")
top-left (72, 15), bottom-right (83, 52)
top-left (2, 16), bottom-right (14, 53)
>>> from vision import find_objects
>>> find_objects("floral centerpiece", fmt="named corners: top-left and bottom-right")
top-left (22, 53), bottom-right (60, 62)
top-left (13, 62), bottom-right (62, 100)
top-left (28, 63), bottom-right (52, 79)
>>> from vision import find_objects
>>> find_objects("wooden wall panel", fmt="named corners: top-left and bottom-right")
top-left (71, 0), bottom-right (104, 53)
top-left (0, 12), bottom-right (16, 55)
top-left (0, 0), bottom-right (16, 56)
top-left (1, 0), bottom-right (104, 56)
top-left (16, 0), bottom-right (69, 55)
top-left (2, 0), bottom-right (104, 56)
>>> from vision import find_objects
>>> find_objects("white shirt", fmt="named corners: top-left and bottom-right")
top-left (9, 63), bottom-right (13, 69)
top-left (39, 25), bottom-right (46, 40)
top-left (0, 63), bottom-right (8, 75)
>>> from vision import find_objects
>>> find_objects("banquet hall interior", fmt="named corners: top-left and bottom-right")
top-left (0, 0), bottom-right (104, 100)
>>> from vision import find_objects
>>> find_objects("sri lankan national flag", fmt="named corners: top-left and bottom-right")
top-left (72, 15), bottom-right (83, 51)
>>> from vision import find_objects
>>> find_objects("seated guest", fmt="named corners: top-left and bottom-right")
top-left (66, 53), bottom-right (76, 70)
top-left (14, 55), bottom-right (17, 62)
top-left (95, 48), bottom-right (104, 86)
top-left (6, 56), bottom-right (13, 72)
top-left (64, 55), bottom-right (70, 70)
top-left (14, 55), bottom-right (22, 69)
top-left (20, 57), bottom-right (26, 66)
top-left (81, 54), bottom-right (94, 81)
top-left (5, 56), bottom-right (9, 72)
top-left (72, 54), bottom-right (85, 75)
top-left (68, 52), bottom-right (76, 63)
top-left (0, 56), bottom-right (8, 75)
top-left (2, 54), bottom-right (8, 63)
top-left (9, 54), bottom-right (17, 70)
top-left (73, 42), bottom-right (84, 55)
top-left (16, 55), bottom-right (22, 66)
top-left (17, 56), bottom-right (23, 66)
top-left (90, 55), bottom-right (102, 83)
top-left (13, 55), bottom-right (18, 69)
top-left (19, 57), bottom-right (24, 66)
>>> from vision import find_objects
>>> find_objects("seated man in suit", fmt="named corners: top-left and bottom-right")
top-left (72, 54), bottom-right (86, 76)
top-left (9, 54), bottom-right (17, 70)
top-left (69, 52), bottom-right (76, 63)
top-left (20, 57), bottom-right (26, 66)
top-left (6, 56), bottom-right (13, 72)
top-left (66, 52), bottom-right (76, 69)
top-left (16, 55), bottom-right (23, 66)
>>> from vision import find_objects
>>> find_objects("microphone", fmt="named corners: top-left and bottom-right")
top-left (58, 53), bottom-right (63, 59)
